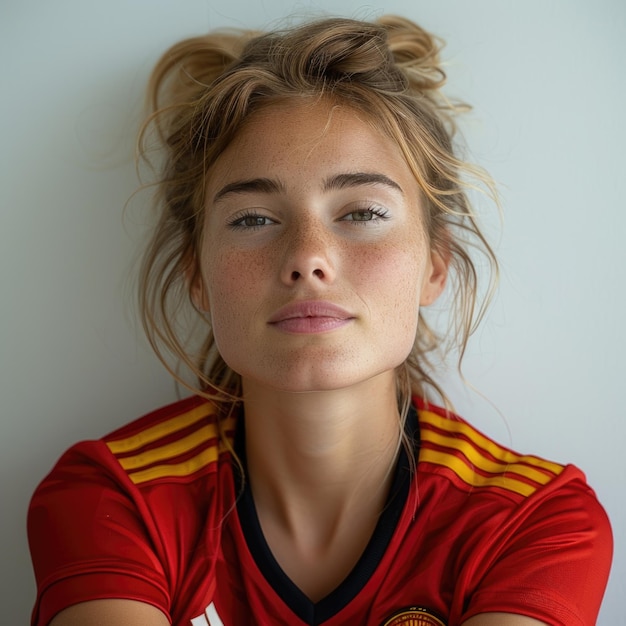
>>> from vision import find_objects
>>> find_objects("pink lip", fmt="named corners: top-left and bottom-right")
top-left (268, 300), bottom-right (354, 334)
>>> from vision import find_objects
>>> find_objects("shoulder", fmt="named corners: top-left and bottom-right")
top-left (412, 398), bottom-right (612, 625)
top-left (415, 397), bottom-right (584, 501)
top-left (29, 393), bottom-right (239, 556)
top-left (28, 395), bottom-right (238, 626)
top-left (31, 395), bottom-right (237, 488)
top-left (412, 396), bottom-right (612, 550)
top-left (102, 394), bottom-right (236, 486)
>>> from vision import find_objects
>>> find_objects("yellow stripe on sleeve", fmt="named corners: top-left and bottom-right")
top-left (114, 423), bottom-right (219, 471)
top-left (126, 444), bottom-right (227, 484)
top-left (104, 401), bottom-right (237, 483)
top-left (420, 428), bottom-right (557, 487)
top-left (419, 448), bottom-right (537, 497)
top-left (419, 409), bottom-right (564, 475)
top-left (106, 403), bottom-right (219, 455)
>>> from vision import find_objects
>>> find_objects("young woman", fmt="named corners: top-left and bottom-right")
top-left (28, 15), bottom-right (612, 626)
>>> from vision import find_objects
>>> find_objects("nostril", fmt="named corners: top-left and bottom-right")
top-left (289, 269), bottom-right (325, 281)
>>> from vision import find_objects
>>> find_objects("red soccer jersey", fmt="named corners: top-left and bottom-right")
top-left (28, 396), bottom-right (612, 626)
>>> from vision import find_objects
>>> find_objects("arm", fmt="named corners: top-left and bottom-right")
top-left (458, 469), bottom-right (612, 625)
top-left (28, 442), bottom-right (175, 626)
top-left (49, 599), bottom-right (170, 626)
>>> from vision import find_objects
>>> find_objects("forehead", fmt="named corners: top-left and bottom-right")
top-left (206, 98), bottom-right (416, 188)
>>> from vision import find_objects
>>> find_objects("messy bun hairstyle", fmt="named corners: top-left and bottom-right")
top-left (137, 15), bottom-right (498, 416)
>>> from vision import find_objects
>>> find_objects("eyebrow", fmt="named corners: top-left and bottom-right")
top-left (213, 178), bottom-right (285, 204)
top-left (323, 172), bottom-right (404, 194)
top-left (212, 171), bottom-right (403, 204)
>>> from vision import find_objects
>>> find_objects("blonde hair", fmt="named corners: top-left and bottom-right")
top-left (137, 15), bottom-right (498, 421)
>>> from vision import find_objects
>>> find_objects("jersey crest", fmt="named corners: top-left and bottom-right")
top-left (381, 606), bottom-right (446, 625)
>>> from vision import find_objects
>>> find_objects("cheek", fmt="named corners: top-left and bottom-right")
top-left (205, 248), bottom-right (262, 303)
top-left (363, 239), bottom-right (427, 356)
top-left (357, 239), bottom-right (426, 305)
top-left (203, 251), bottom-right (251, 331)
top-left (201, 246), bottom-right (273, 359)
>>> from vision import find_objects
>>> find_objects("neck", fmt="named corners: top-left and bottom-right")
top-left (241, 372), bottom-right (402, 538)
top-left (239, 372), bottom-right (409, 601)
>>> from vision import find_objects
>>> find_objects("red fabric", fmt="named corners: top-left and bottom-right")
top-left (28, 396), bottom-right (612, 626)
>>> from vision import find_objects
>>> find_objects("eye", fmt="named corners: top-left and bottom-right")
top-left (227, 211), bottom-right (277, 230)
top-left (341, 206), bottom-right (390, 224)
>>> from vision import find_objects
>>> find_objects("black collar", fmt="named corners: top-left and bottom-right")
top-left (234, 404), bottom-right (419, 625)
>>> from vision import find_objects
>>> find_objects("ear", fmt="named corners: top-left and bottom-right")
top-left (187, 258), bottom-right (211, 313)
top-left (419, 247), bottom-right (449, 306)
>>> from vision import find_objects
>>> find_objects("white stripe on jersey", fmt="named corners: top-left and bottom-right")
top-left (206, 602), bottom-right (225, 626)
top-left (191, 602), bottom-right (224, 626)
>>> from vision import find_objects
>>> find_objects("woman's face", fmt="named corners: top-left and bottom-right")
top-left (195, 99), bottom-right (447, 394)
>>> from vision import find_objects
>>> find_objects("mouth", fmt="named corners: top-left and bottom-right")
top-left (268, 300), bottom-right (354, 334)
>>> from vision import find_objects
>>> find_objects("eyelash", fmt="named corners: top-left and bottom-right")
top-left (341, 206), bottom-right (390, 225)
top-left (227, 211), bottom-right (276, 230)
top-left (226, 205), bottom-right (390, 230)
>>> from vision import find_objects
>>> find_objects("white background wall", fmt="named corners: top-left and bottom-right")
top-left (2, 0), bottom-right (623, 623)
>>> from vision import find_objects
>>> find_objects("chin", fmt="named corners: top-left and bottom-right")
top-left (262, 365), bottom-right (400, 396)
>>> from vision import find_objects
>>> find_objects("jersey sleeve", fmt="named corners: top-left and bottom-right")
top-left (461, 467), bottom-right (613, 626)
top-left (28, 441), bottom-right (172, 626)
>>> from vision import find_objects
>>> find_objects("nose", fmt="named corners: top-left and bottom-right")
top-left (279, 221), bottom-right (336, 286)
